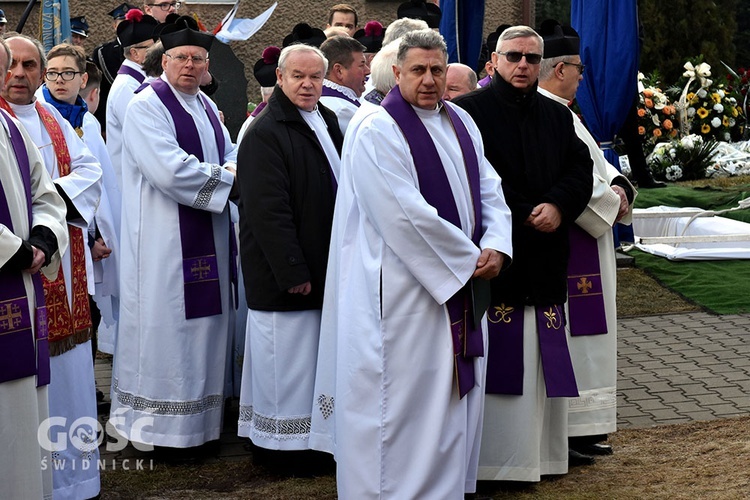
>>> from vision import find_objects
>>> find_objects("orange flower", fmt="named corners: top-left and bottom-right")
top-left (663, 119), bottom-right (673, 130)
top-left (663, 105), bottom-right (675, 115)
top-left (637, 108), bottom-right (647, 117)
top-left (643, 89), bottom-right (654, 97)
top-left (645, 98), bottom-right (654, 108)
top-left (653, 128), bottom-right (662, 137)
top-left (638, 126), bottom-right (646, 135)
top-left (669, 129), bottom-right (678, 137)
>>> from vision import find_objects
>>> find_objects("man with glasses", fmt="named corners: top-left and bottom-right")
top-left (111, 18), bottom-right (238, 455)
top-left (144, 1), bottom-right (180, 23)
top-left (0, 34), bottom-right (102, 500)
top-left (454, 25), bottom-right (593, 483)
top-left (537, 20), bottom-right (635, 465)
top-left (106, 9), bottom-right (158, 188)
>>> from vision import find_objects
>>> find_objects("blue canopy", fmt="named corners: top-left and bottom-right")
top-left (571, 1), bottom-right (640, 243)
top-left (439, 0), bottom-right (485, 68)
top-left (40, 0), bottom-right (71, 52)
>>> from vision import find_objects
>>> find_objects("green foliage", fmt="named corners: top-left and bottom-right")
top-left (639, 0), bottom-right (739, 82)
top-left (535, 0), bottom-right (571, 26)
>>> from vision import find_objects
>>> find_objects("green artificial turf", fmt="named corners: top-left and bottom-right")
top-left (630, 249), bottom-right (750, 314)
top-left (634, 183), bottom-right (750, 223)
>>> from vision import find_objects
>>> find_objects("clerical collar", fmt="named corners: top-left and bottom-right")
top-left (297, 105), bottom-right (320, 116)
top-left (411, 101), bottom-right (443, 118)
top-left (323, 79), bottom-right (358, 101)
top-left (537, 86), bottom-right (569, 107)
top-left (7, 98), bottom-right (38, 115)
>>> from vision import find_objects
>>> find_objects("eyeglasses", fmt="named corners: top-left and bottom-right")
top-left (44, 71), bottom-right (82, 81)
top-left (561, 61), bottom-right (585, 75)
top-left (165, 53), bottom-right (209, 66)
top-left (497, 51), bottom-right (542, 65)
top-left (147, 1), bottom-right (180, 10)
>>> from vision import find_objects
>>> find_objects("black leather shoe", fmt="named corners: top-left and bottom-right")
top-left (575, 442), bottom-right (614, 456)
top-left (568, 448), bottom-right (596, 466)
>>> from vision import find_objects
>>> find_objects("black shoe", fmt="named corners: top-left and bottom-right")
top-left (96, 389), bottom-right (105, 402)
top-left (575, 442), bottom-right (614, 456)
top-left (568, 448), bottom-right (596, 466)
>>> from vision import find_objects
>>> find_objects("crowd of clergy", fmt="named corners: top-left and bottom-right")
top-left (0, 1), bottom-right (638, 498)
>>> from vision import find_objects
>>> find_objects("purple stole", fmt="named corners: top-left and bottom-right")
top-left (477, 74), bottom-right (491, 88)
top-left (0, 110), bottom-right (50, 386)
top-left (150, 79), bottom-right (227, 319)
top-left (322, 86), bottom-right (361, 107)
top-left (250, 101), bottom-right (267, 117)
top-left (381, 86), bottom-right (483, 399)
top-left (567, 225), bottom-right (608, 335)
top-left (486, 302), bottom-right (578, 397)
top-left (117, 64), bottom-right (146, 84)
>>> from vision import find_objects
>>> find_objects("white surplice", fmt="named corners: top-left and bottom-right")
top-left (310, 101), bottom-right (513, 498)
top-left (10, 99), bottom-right (103, 500)
top-left (539, 88), bottom-right (636, 437)
top-left (111, 75), bottom-right (237, 448)
top-left (106, 59), bottom-right (146, 188)
top-left (0, 110), bottom-right (68, 500)
top-left (320, 79), bottom-right (359, 135)
top-left (81, 112), bottom-right (121, 355)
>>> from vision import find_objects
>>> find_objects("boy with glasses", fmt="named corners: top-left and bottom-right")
top-left (144, 1), bottom-right (180, 23)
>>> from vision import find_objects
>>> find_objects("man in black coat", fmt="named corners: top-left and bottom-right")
top-left (454, 25), bottom-right (593, 482)
top-left (236, 43), bottom-right (342, 464)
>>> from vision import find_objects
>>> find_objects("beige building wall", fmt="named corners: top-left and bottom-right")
top-left (2, 0), bottom-right (532, 104)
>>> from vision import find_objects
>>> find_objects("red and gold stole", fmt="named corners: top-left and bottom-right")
top-left (0, 97), bottom-right (92, 355)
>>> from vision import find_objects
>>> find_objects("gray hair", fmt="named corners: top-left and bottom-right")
top-left (383, 18), bottom-right (430, 46)
top-left (5, 33), bottom-right (47, 71)
top-left (0, 38), bottom-right (11, 73)
top-left (141, 41), bottom-right (164, 78)
top-left (278, 44), bottom-right (329, 76)
top-left (496, 25), bottom-right (544, 54)
top-left (396, 29), bottom-right (447, 66)
top-left (369, 38), bottom-right (400, 95)
top-left (447, 63), bottom-right (477, 90)
top-left (539, 55), bottom-right (567, 81)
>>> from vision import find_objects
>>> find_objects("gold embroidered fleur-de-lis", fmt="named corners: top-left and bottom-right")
top-left (544, 307), bottom-right (562, 330)
top-left (577, 277), bottom-right (592, 294)
top-left (488, 303), bottom-right (514, 324)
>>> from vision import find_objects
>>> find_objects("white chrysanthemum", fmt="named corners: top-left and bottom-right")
top-left (711, 117), bottom-right (722, 128)
top-left (724, 132), bottom-right (731, 141)
top-left (665, 165), bottom-right (683, 181)
top-left (729, 97), bottom-right (737, 105)
top-left (697, 88), bottom-right (708, 98)
top-left (730, 118), bottom-right (736, 127)
top-left (718, 89), bottom-right (725, 98)
top-left (669, 148), bottom-right (677, 158)
top-left (687, 107), bottom-right (696, 117)
top-left (681, 136), bottom-right (694, 149)
top-left (713, 103), bottom-right (724, 113)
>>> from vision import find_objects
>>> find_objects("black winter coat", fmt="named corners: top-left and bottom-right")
top-left (238, 86), bottom-right (343, 311)
top-left (454, 76), bottom-right (593, 306)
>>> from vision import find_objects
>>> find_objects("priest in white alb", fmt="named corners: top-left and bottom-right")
top-left (111, 18), bottom-right (238, 451)
top-left (537, 20), bottom-right (636, 458)
top-left (0, 37), bottom-right (68, 499)
top-left (310, 30), bottom-right (513, 498)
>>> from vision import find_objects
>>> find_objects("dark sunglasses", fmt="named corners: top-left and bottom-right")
top-left (497, 51), bottom-right (542, 65)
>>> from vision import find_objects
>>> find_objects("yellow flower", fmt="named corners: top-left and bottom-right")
top-left (687, 92), bottom-right (695, 101)
top-left (723, 116), bottom-right (730, 127)
top-left (701, 123), bottom-right (711, 134)
top-left (733, 107), bottom-right (739, 117)
top-left (712, 93), bottom-right (721, 103)
top-left (697, 107), bottom-right (709, 119)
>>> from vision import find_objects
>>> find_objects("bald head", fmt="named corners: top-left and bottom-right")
top-left (443, 63), bottom-right (477, 101)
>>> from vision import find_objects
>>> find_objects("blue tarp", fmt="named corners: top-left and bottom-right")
top-left (571, 1), bottom-right (640, 243)
top-left (439, 0), bottom-right (485, 68)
